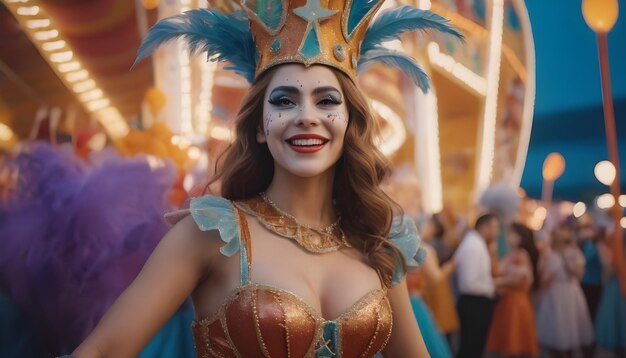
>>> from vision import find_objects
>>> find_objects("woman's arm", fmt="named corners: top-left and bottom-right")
top-left (73, 215), bottom-right (218, 357)
top-left (382, 278), bottom-right (430, 358)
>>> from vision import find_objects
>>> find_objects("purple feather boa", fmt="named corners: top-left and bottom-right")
top-left (0, 142), bottom-right (176, 354)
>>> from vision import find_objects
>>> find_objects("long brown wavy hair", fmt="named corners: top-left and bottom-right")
top-left (210, 65), bottom-right (406, 287)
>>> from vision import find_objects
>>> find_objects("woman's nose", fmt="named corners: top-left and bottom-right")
top-left (295, 104), bottom-right (321, 127)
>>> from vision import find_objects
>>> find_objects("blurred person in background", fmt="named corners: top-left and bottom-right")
top-left (594, 230), bottom-right (626, 357)
top-left (478, 184), bottom-right (522, 260)
top-left (384, 170), bottom-right (456, 357)
top-left (455, 213), bottom-right (499, 358)
top-left (486, 223), bottom-right (539, 358)
top-left (536, 223), bottom-right (593, 358)
top-left (420, 215), bottom-right (460, 347)
top-left (406, 265), bottom-right (454, 358)
top-left (577, 213), bottom-right (604, 322)
top-left (433, 208), bottom-right (467, 264)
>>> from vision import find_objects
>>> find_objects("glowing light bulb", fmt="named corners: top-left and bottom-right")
top-left (594, 160), bottom-right (616, 186)
top-left (583, 0), bottom-right (619, 33)
top-left (597, 193), bottom-right (615, 209)
top-left (542, 152), bottom-right (566, 181)
top-left (573, 202), bottom-right (587, 218)
top-left (17, 6), bottom-right (39, 16)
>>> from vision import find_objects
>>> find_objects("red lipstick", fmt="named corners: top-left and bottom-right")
top-left (285, 133), bottom-right (329, 153)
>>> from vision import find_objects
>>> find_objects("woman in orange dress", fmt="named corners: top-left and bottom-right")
top-left (486, 223), bottom-right (540, 357)
top-left (420, 215), bottom-right (460, 340)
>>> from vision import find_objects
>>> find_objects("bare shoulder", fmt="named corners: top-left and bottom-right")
top-left (161, 214), bottom-right (224, 271)
top-left (166, 213), bottom-right (210, 240)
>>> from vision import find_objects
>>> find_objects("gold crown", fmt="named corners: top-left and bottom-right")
top-left (242, 0), bottom-right (385, 80)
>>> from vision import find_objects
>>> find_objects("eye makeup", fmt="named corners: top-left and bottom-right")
top-left (268, 86), bottom-right (343, 106)
top-left (268, 86), bottom-right (299, 106)
top-left (318, 92), bottom-right (342, 105)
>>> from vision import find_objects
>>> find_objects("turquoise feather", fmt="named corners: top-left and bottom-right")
top-left (347, 0), bottom-right (382, 36)
top-left (360, 6), bottom-right (463, 55)
top-left (357, 47), bottom-right (430, 92)
top-left (134, 9), bottom-right (257, 83)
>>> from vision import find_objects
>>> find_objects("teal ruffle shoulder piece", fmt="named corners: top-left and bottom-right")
top-left (388, 214), bottom-right (425, 285)
top-left (189, 195), bottom-right (241, 257)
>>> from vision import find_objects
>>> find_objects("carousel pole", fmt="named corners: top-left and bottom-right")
top-left (582, 0), bottom-right (626, 295)
top-left (540, 152), bottom-right (565, 235)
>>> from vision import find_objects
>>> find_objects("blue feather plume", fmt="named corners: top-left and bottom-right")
top-left (357, 47), bottom-right (430, 92)
top-left (361, 6), bottom-right (463, 54)
top-left (134, 9), bottom-right (257, 83)
top-left (347, 0), bottom-right (382, 35)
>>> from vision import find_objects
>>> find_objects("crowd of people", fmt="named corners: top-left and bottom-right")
top-left (405, 206), bottom-right (626, 358)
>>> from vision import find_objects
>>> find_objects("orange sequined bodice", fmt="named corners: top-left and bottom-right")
top-left (191, 207), bottom-right (392, 357)
top-left (192, 284), bottom-right (392, 357)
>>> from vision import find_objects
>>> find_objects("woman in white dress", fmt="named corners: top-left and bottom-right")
top-left (536, 223), bottom-right (594, 358)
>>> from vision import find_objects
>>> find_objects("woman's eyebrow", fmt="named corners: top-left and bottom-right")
top-left (269, 86), bottom-right (299, 95)
top-left (312, 86), bottom-right (341, 96)
top-left (269, 85), bottom-right (342, 98)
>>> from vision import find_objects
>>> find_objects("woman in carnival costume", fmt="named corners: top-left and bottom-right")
top-left (73, 0), bottom-right (461, 356)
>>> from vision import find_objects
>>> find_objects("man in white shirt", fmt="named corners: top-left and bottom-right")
top-left (455, 213), bottom-right (499, 358)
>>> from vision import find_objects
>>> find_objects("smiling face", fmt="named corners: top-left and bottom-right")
top-left (257, 64), bottom-right (349, 178)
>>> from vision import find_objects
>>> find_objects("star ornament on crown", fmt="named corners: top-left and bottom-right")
top-left (135, 0), bottom-right (463, 92)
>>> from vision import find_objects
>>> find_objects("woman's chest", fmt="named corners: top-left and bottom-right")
top-left (194, 228), bottom-right (383, 322)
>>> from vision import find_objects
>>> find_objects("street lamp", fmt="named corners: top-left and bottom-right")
top-left (582, 0), bottom-right (624, 295)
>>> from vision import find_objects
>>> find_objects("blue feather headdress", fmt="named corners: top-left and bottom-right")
top-left (135, 1), bottom-right (463, 92)
top-left (135, 9), bottom-right (258, 83)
